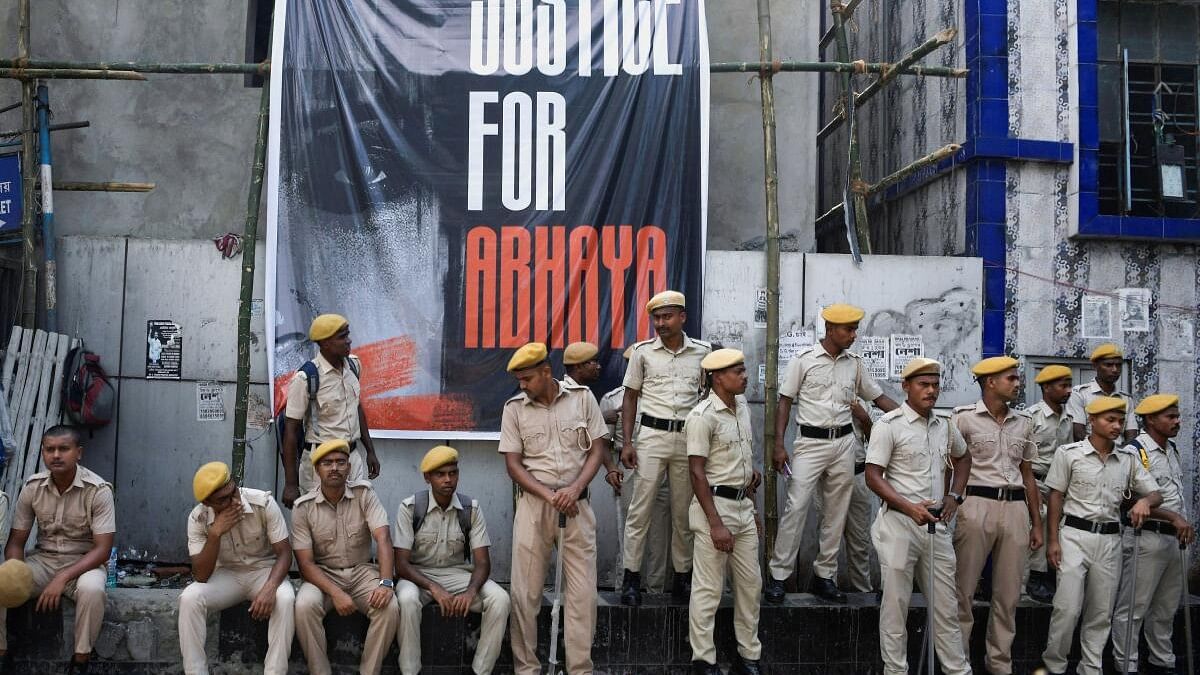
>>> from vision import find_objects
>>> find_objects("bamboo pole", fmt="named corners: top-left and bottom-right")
top-left (815, 143), bottom-right (962, 226)
top-left (711, 60), bottom-right (966, 77)
top-left (0, 101), bottom-right (21, 115)
top-left (231, 69), bottom-right (272, 485)
top-left (50, 181), bottom-right (156, 192)
top-left (830, 0), bottom-right (872, 254)
top-left (756, 0), bottom-right (783, 563)
top-left (0, 59), bottom-right (268, 75)
top-left (817, 28), bottom-right (957, 143)
top-left (818, 0), bottom-right (864, 50)
top-left (0, 68), bottom-right (146, 81)
top-left (18, 0), bottom-right (37, 329)
top-left (0, 120), bottom-right (89, 139)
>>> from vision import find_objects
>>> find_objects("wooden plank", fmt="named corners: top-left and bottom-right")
top-left (41, 334), bottom-right (73, 433)
top-left (1, 327), bottom-right (23, 398)
top-left (11, 330), bottom-right (48, 483)
top-left (30, 333), bottom-right (69, 453)
top-left (5, 328), bottom-right (32, 412)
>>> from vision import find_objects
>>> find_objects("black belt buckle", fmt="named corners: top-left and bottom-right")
top-left (712, 485), bottom-right (748, 500)
top-left (641, 414), bottom-right (685, 433)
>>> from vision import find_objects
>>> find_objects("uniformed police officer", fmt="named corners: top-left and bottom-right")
top-left (1041, 397), bottom-right (1162, 675)
top-left (281, 313), bottom-right (381, 508)
top-left (1065, 343), bottom-right (1138, 442)
top-left (620, 290), bottom-right (711, 604)
top-left (179, 462), bottom-right (295, 675)
top-left (0, 425), bottom-right (115, 675)
top-left (1026, 365), bottom-right (1074, 603)
top-left (292, 439), bottom-right (399, 675)
top-left (562, 340), bottom-right (624, 494)
top-left (950, 356), bottom-right (1042, 675)
top-left (766, 304), bottom-right (897, 604)
top-left (686, 349), bottom-right (763, 675)
top-left (394, 446), bottom-right (510, 675)
top-left (864, 358), bottom-right (972, 675)
top-left (500, 342), bottom-right (608, 675)
top-left (1110, 394), bottom-right (1195, 674)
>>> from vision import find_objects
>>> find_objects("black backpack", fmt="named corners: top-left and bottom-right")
top-left (274, 357), bottom-right (360, 459)
top-left (62, 345), bottom-right (116, 429)
top-left (412, 491), bottom-right (474, 562)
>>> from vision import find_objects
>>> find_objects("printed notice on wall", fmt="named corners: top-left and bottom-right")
top-left (889, 334), bottom-right (925, 380)
top-left (778, 329), bottom-right (815, 370)
top-left (1117, 288), bottom-right (1151, 333)
top-left (858, 336), bottom-right (890, 380)
top-left (754, 288), bottom-right (769, 328)
top-left (196, 382), bottom-right (226, 422)
top-left (1081, 294), bottom-right (1112, 339)
top-left (146, 320), bottom-right (182, 380)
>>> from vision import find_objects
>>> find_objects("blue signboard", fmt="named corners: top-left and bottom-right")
top-left (0, 153), bottom-right (21, 233)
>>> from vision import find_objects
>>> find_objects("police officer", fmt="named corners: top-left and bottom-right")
top-left (950, 356), bottom-right (1042, 675)
top-left (620, 290), bottom-right (711, 604)
top-left (1026, 365), bottom-right (1074, 603)
top-left (500, 342), bottom-right (608, 675)
top-left (1041, 397), bottom-right (1161, 675)
top-left (179, 462), bottom-right (295, 675)
top-left (0, 425), bottom-right (115, 675)
top-left (865, 358), bottom-right (971, 675)
top-left (281, 313), bottom-right (381, 508)
top-left (686, 349), bottom-right (763, 675)
top-left (1110, 394), bottom-right (1195, 674)
top-left (766, 304), bottom-right (897, 604)
top-left (1065, 343), bottom-right (1138, 442)
top-left (293, 439), bottom-right (399, 675)
top-left (563, 340), bottom-right (624, 494)
top-left (394, 446), bottom-right (510, 675)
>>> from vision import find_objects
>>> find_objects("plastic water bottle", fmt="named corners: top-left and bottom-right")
top-left (105, 547), bottom-right (118, 588)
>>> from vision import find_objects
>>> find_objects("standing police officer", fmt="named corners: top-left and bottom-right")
top-left (1026, 365), bottom-right (1074, 603)
top-left (1065, 344), bottom-right (1137, 442)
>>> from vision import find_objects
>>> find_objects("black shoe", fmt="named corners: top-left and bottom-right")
top-left (0, 653), bottom-right (12, 675)
top-left (620, 568), bottom-right (642, 606)
top-left (732, 655), bottom-right (763, 675)
top-left (672, 570), bottom-right (692, 600)
top-left (810, 576), bottom-right (846, 603)
top-left (66, 660), bottom-right (89, 675)
top-left (764, 578), bottom-right (786, 604)
top-left (692, 660), bottom-right (723, 674)
top-left (1147, 664), bottom-right (1179, 675)
top-left (1027, 577), bottom-right (1054, 604)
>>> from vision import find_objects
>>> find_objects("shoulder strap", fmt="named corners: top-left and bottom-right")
top-left (300, 361), bottom-right (320, 427)
top-left (1126, 437), bottom-right (1150, 470)
top-left (348, 356), bottom-right (361, 378)
top-left (412, 491), bottom-right (429, 533)
top-left (456, 492), bottom-right (473, 562)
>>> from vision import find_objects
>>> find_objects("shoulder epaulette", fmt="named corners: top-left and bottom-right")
top-left (630, 338), bottom-right (655, 351)
top-left (293, 491), bottom-right (318, 507)
top-left (504, 392), bottom-right (526, 405)
top-left (1123, 437), bottom-right (1150, 470)
top-left (951, 404), bottom-right (974, 413)
top-left (691, 338), bottom-right (712, 350)
top-left (25, 471), bottom-right (49, 483)
top-left (879, 409), bottom-right (904, 423)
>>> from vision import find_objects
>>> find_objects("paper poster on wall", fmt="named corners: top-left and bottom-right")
top-left (754, 288), bottom-right (769, 328)
top-left (889, 334), bottom-right (924, 380)
top-left (758, 363), bottom-right (766, 384)
top-left (196, 382), bottom-right (226, 422)
top-left (858, 336), bottom-right (890, 380)
top-left (778, 329), bottom-right (815, 370)
top-left (1081, 295), bottom-right (1112, 339)
top-left (146, 320), bottom-right (182, 380)
top-left (1117, 288), bottom-right (1151, 333)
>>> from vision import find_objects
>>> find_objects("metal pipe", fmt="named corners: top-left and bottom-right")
top-left (36, 84), bottom-right (56, 331)
top-left (0, 68), bottom-right (146, 81)
top-left (0, 120), bottom-right (89, 140)
top-left (711, 60), bottom-right (966, 77)
top-left (818, 0), bottom-right (864, 51)
top-left (831, 0), bottom-right (872, 254)
top-left (0, 59), bottom-right (269, 75)
top-left (18, 0), bottom-right (37, 329)
top-left (49, 181), bottom-right (155, 192)
top-left (231, 70), bottom-right (272, 485)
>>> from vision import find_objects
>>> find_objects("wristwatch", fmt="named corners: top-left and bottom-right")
top-left (948, 491), bottom-right (964, 505)
top-left (378, 578), bottom-right (395, 589)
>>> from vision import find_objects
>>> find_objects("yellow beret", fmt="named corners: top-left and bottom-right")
top-left (1085, 396), bottom-right (1127, 415)
top-left (507, 342), bottom-right (548, 372)
top-left (311, 439), bottom-right (351, 465)
top-left (971, 356), bottom-right (1019, 377)
top-left (1034, 365), bottom-right (1072, 384)
top-left (1090, 343), bottom-right (1122, 361)
top-left (193, 461), bottom-right (231, 502)
top-left (420, 445), bottom-right (459, 473)
top-left (0, 560), bottom-right (33, 609)
top-left (1135, 394), bottom-right (1179, 416)
top-left (645, 290), bottom-right (686, 313)
top-left (309, 314), bottom-right (349, 342)
top-left (701, 348), bottom-right (745, 371)
top-left (821, 303), bottom-right (865, 324)
top-left (900, 357), bottom-right (941, 380)
top-left (562, 341), bottom-right (599, 366)
top-left (622, 345), bottom-right (634, 360)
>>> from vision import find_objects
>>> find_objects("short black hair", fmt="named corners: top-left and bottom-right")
top-left (42, 424), bottom-right (83, 447)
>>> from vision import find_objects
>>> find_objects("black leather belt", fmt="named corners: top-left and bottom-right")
top-left (799, 423), bottom-right (854, 440)
top-left (966, 486), bottom-right (1025, 502)
top-left (854, 462), bottom-right (866, 475)
top-left (1121, 515), bottom-right (1177, 537)
top-left (641, 414), bottom-right (686, 433)
top-left (712, 485), bottom-right (750, 500)
top-left (1064, 514), bottom-right (1120, 535)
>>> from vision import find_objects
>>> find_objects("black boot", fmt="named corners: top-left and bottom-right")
top-left (1147, 663), bottom-right (1179, 675)
top-left (763, 577), bottom-right (786, 604)
top-left (810, 576), bottom-right (846, 603)
top-left (1026, 571), bottom-right (1054, 604)
top-left (65, 659), bottom-right (89, 675)
top-left (732, 654), bottom-right (764, 675)
top-left (692, 660), bottom-right (723, 674)
top-left (672, 570), bottom-right (693, 600)
top-left (620, 568), bottom-right (642, 606)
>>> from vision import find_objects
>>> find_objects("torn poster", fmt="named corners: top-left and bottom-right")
top-left (1081, 294), bottom-right (1112, 339)
top-left (1117, 288), bottom-right (1151, 333)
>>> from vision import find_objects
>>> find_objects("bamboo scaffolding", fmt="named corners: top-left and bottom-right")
top-left (830, 0), bottom-right (872, 254)
top-left (0, 68), bottom-right (146, 81)
top-left (711, 60), bottom-right (965, 77)
top-left (816, 143), bottom-right (962, 225)
top-left (0, 101), bottom-right (21, 115)
top-left (0, 59), bottom-right (268, 75)
top-left (49, 181), bottom-right (155, 193)
top-left (18, 0), bottom-right (37, 329)
top-left (819, 0), bottom-right (864, 50)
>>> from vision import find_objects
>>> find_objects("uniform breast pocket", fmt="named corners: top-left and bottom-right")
top-left (311, 520), bottom-right (339, 547)
top-left (558, 422), bottom-right (591, 452)
top-left (414, 528), bottom-right (439, 550)
top-left (520, 425), bottom-right (549, 456)
top-left (715, 426), bottom-right (742, 449)
top-left (896, 445), bottom-right (931, 474)
top-left (968, 437), bottom-right (997, 460)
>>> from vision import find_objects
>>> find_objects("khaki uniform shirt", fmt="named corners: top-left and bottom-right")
top-left (866, 403), bottom-right (967, 504)
top-left (951, 400), bottom-right (1036, 489)
top-left (292, 482), bottom-right (388, 570)
top-left (1044, 440), bottom-right (1158, 522)
top-left (1065, 379), bottom-right (1138, 432)
top-left (284, 353), bottom-right (363, 444)
top-left (1124, 433), bottom-right (1185, 517)
top-left (186, 487), bottom-right (289, 572)
top-left (393, 491), bottom-right (491, 572)
top-left (13, 465), bottom-right (115, 557)
top-left (685, 393), bottom-right (754, 489)
top-left (1030, 400), bottom-right (1073, 478)
top-left (622, 335), bottom-right (711, 421)
top-left (779, 345), bottom-right (883, 428)
top-left (498, 380), bottom-right (609, 488)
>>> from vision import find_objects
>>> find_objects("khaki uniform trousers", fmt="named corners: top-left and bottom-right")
top-left (0, 553), bottom-right (106, 654)
top-left (623, 428), bottom-right (693, 574)
top-left (842, 471), bottom-right (875, 592)
top-left (872, 508), bottom-right (971, 675)
top-left (396, 569), bottom-right (510, 675)
top-left (687, 498), bottom-right (762, 665)
top-left (953, 496), bottom-right (1030, 674)
top-left (769, 434), bottom-right (857, 582)
top-left (1111, 528), bottom-right (1183, 670)
top-left (295, 563), bottom-right (400, 675)
top-left (299, 447), bottom-right (367, 493)
top-left (178, 567), bottom-right (296, 675)
top-left (616, 468), bottom-right (672, 591)
top-left (510, 493), bottom-right (597, 675)
top-left (1026, 480), bottom-right (1051, 577)
top-left (1042, 525), bottom-right (1121, 675)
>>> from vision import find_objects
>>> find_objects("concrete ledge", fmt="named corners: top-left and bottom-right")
top-left (7, 587), bottom-right (1200, 673)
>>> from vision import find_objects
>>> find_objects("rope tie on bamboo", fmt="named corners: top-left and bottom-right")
top-left (852, 59), bottom-right (867, 74)
top-left (756, 60), bottom-right (782, 78)
top-left (830, 2), bottom-right (846, 14)
top-left (850, 179), bottom-right (871, 195)
top-left (257, 59), bottom-right (271, 75)
top-left (879, 62), bottom-right (893, 80)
